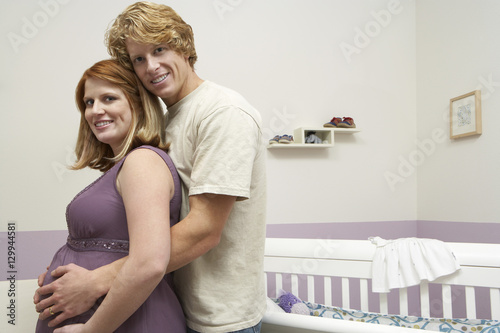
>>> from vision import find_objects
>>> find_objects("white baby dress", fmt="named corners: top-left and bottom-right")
top-left (369, 237), bottom-right (461, 293)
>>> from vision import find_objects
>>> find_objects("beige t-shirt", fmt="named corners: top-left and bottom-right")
top-left (165, 81), bottom-right (267, 332)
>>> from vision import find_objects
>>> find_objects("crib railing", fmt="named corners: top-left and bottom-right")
top-left (264, 238), bottom-right (500, 320)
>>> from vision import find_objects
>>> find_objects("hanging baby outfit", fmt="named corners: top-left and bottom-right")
top-left (369, 237), bottom-right (461, 293)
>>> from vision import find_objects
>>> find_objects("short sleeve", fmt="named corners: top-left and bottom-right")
top-left (188, 106), bottom-right (261, 199)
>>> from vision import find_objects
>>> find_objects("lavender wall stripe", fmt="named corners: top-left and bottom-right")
top-left (417, 220), bottom-right (500, 244)
top-left (266, 220), bottom-right (500, 244)
top-left (266, 220), bottom-right (418, 240)
top-left (3, 220), bottom-right (499, 281)
top-left (1, 230), bottom-right (68, 281)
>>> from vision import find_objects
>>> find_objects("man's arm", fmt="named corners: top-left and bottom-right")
top-left (35, 192), bottom-right (235, 326)
top-left (167, 193), bottom-right (236, 273)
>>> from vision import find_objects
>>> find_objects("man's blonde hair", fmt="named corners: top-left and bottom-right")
top-left (105, 1), bottom-right (197, 70)
top-left (73, 59), bottom-right (168, 172)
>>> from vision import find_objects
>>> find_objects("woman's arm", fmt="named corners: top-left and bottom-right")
top-left (55, 148), bottom-right (174, 333)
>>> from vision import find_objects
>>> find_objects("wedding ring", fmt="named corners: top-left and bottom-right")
top-left (49, 307), bottom-right (55, 315)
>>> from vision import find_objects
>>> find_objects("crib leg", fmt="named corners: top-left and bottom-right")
top-left (307, 275), bottom-right (315, 303)
top-left (420, 282), bottom-right (430, 318)
top-left (324, 276), bottom-right (332, 306)
top-left (465, 286), bottom-right (476, 319)
top-left (399, 288), bottom-right (408, 316)
top-left (360, 279), bottom-right (369, 312)
top-left (380, 292), bottom-right (388, 314)
top-left (491, 288), bottom-right (500, 320)
top-left (341, 277), bottom-right (350, 309)
top-left (442, 284), bottom-right (453, 319)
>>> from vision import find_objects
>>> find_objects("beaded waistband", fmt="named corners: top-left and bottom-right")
top-left (66, 235), bottom-right (129, 254)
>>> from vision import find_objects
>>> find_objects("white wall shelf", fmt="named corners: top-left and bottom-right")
top-left (267, 127), bottom-right (359, 149)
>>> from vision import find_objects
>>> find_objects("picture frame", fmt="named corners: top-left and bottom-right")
top-left (449, 90), bottom-right (482, 139)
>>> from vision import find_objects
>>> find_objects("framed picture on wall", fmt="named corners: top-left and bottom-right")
top-left (449, 90), bottom-right (482, 139)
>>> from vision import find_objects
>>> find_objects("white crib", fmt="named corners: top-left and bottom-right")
top-left (262, 238), bottom-right (500, 333)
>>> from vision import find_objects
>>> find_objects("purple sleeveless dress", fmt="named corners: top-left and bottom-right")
top-left (35, 146), bottom-right (186, 332)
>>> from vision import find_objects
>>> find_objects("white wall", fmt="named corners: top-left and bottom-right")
top-left (261, 0), bottom-right (418, 224)
top-left (416, 0), bottom-right (500, 223)
top-left (0, 0), bottom-right (419, 233)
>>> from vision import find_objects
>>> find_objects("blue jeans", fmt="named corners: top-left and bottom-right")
top-left (187, 321), bottom-right (262, 333)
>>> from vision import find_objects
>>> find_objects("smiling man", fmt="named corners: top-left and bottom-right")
top-left (125, 40), bottom-right (202, 108)
top-left (34, 2), bottom-right (267, 333)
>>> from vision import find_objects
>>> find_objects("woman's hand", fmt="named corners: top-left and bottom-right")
top-left (35, 264), bottom-right (99, 327)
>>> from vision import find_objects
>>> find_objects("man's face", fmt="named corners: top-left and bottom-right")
top-left (126, 39), bottom-right (193, 107)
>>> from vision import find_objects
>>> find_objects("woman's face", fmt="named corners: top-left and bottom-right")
top-left (83, 77), bottom-right (133, 155)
